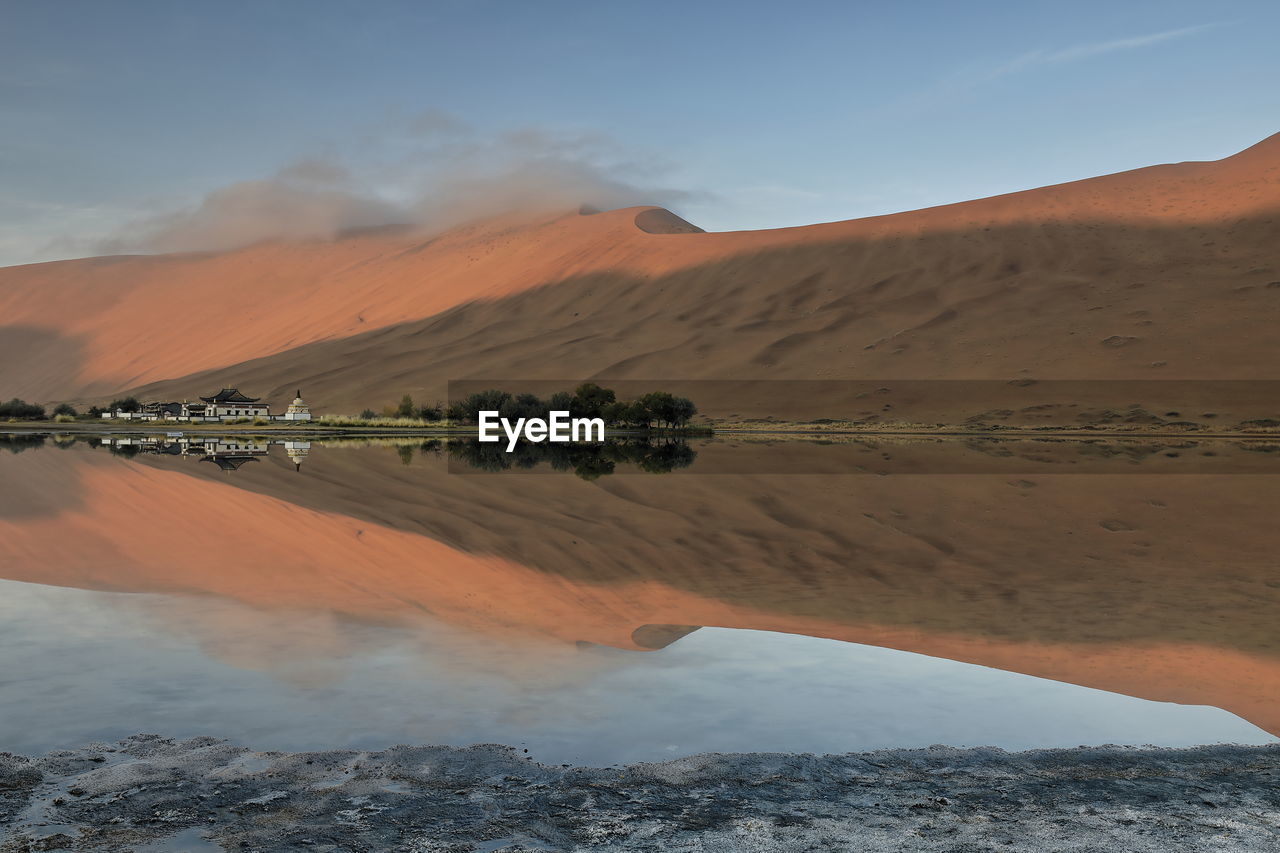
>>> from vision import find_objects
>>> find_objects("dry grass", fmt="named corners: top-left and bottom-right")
top-left (315, 414), bottom-right (450, 428)
top-left (706, 418), bottom-right (1280, 436)
top-left (707, 419), bottom-right (957, 433)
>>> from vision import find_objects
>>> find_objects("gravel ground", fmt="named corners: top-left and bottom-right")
top-left (1, 736), bottom-right (1278, 851)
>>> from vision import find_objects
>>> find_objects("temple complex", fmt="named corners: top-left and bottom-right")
top-left (102, 388), bottom-right (314, 422)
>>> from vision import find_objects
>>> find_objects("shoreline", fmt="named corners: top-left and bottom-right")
top-left (4, 421), bottom-right (1280, 441)
top-left (2, 737), bottom-right (1277, 851)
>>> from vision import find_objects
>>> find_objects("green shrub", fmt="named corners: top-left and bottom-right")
top-left (0, 398), bottom-right (45, 420)
top-left (446, 385), bottom-right (698, 429)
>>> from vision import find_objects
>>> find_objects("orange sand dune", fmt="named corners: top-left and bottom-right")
top-left (3, 443), bottom-right (1279, 735)
top-left (2, 134), bottom-right (1279, 413)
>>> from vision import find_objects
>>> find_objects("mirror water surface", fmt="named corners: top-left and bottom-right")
top-left (2, 432), bottom-right (1278, 765)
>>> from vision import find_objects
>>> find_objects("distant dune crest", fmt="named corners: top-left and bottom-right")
top-left (633, 208), bottom-right (705, 234)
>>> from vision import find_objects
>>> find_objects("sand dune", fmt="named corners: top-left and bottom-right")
top-left (2, 134), bottom-right (1279, 418)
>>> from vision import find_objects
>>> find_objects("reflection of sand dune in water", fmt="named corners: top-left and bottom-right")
top-left (2, 444), bottom-right (1280, 735)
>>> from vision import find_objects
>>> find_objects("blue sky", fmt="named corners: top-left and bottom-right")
top-left (2, 0), bottom-right (1278, 265)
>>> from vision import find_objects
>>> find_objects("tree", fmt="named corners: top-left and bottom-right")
top-left (418, 401), bottom-right (444, 421)
top-left (395, 394), bottom-right (416, 418)
top-left (360, 409), bottom-right (377, 420)
top-left (439, 385), bottom-right (697, 430)
top-left (108, 397), bottom-right (140, 413)
top-left (571, 383), bottom-right (615, 418)
top-left (671, 396), bottom-right (697, 426)
top-left (637, 391), bottom-right (676, 428)
top-left (0, 398), bottom-right (46, 420)
top-left (600, 400), bottom-right (629, 425)
top-left (454, 389), bottom-right (512, 423)
top-left (87, 405), bottom-right (106, 419)
top-left (500, 393), bottom-right (548, 422)
top-left (52, 403), bottom-right (78, 418)
top-left (623, 401), bottom-right (650, 428)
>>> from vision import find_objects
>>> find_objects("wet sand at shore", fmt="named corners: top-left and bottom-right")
top-left (3, 736), bottom-right (1278, 852)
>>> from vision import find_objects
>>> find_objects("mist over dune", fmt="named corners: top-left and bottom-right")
top-left (2, 133), bottom-right (1279, 418)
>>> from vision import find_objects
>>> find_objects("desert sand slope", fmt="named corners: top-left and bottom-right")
top-left (2, 134), bottom-right (1279, 416)
top-left (4, 441), bottom-right (1280, 735)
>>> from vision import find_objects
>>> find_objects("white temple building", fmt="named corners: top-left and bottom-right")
top-left (101, 387), bottom-right (315, 422)
top-left (197, 388), bottom-right (270, 419)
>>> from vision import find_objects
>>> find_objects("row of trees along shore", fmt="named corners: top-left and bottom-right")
top-left (383, 384), bottom-right (699, 429)
top-left (1, 399), bottom-right (83, 420)
top-left (0, 397), bottom-right (137, 421)
top-left (3, 385), bottom-right (697, 429)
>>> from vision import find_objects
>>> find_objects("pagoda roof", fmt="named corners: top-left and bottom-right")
top-left (199, 388), bottom-right (261, 403)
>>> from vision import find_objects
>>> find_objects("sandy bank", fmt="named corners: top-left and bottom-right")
top-left (1, 736), bottom-right (1277, 851)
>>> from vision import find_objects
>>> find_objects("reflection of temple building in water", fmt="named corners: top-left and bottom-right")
top-left (283, 441), bottom-right (311, 472)
top-left (201, 454), bottom-right (261, 471)
top-left (196, 439), bottom-right (269, 472)
top-left (99, 436), bottom-right (287, 473)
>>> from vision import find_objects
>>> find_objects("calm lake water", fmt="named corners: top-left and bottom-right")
top-left (1, 432), bottom-right (1278, 765)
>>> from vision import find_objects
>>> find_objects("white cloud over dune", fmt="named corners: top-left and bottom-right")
top-left (99, 116), bottom-right (697, 255)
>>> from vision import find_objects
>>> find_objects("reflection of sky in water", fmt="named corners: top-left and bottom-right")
top-left (1, 579), bottom-right (1272, 765)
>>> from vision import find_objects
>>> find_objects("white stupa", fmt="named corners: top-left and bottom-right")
top-left (282, 389), bottom-right (312, 421)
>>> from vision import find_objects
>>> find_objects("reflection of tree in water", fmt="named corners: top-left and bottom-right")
top-left (0, 434), bottom-right (47, 454)
top-left (445, 438), bottom-right (697, 479)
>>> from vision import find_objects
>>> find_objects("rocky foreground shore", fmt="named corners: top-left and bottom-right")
top-left (1, 736), bottom-right (1277, 851)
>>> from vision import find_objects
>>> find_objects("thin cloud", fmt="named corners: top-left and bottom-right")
top-left (871, 21), bottom-right (1231, 128)
top-left (978, 22), bottom-right (1228, 84)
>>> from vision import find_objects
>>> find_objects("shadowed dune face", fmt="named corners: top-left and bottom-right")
top-left (0, 326), bottom-right (88, 403)
top-left (3, 441), bottom-right (1279, 735)
top-left (118, 211), bottom-right (1280, 422)
top-left (1, 134), bottom-right (1279, 409)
